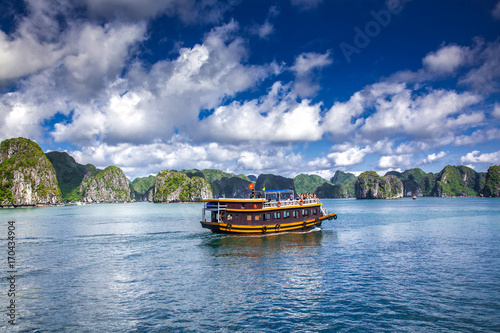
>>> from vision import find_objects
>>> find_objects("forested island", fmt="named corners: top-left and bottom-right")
top-left (1, 137), bottom-right (499, 207)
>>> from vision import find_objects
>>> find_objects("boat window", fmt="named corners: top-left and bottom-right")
top-left (264, 213), bottom-right (271, 221)
top-left (292, 210), bottom-right (297, 218)
top-left (274, 212), bottom-right (281, 219)
top-left (241, 203), bottom-right (245, 209)
top-left (312, 209), bottom-right (317, 215)
top-left (227, 214), bottom-right (233, 221)
top-left (302, 209), bottom-right (309, 216)
top-left (247, 215), bottom-right (252, 221)
top-left (255, 214), bottom-right (260, 221)
top-left (284, 211), bottom-right (290, 218)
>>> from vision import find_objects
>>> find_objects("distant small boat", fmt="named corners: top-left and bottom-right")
top-left (200, 189), bottom-right (337, 235)
top-left (412, 196), bottom-right (417, 200)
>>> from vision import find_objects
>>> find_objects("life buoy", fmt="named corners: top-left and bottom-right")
top-left (299, 200), bottom-right (304, 206)
top-left (275, 224), bottom-right (281, 231)
top-left (333, 215), bottom-right (337, 220)
top-left (262, 225), bottom-right (267, 233)
top-left (227, 224), bottom-right (232, 230)
top-left (254, 204), bottom-right (257, 209)
top-left (277, 201), bottom-right (281, 208)
top-left (315, 217), bottom-right (319, 222)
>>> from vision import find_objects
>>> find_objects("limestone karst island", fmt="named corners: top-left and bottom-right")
top-left (1, 137), bottom-right (499, 207)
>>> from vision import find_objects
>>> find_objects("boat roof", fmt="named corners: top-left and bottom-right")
top-left (260, 189), bottom-right (293, 193)
top-left (201, 198), bottom-right (266, 203)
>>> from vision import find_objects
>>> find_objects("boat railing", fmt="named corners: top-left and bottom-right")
top-left (263, 198), bottom-right (320, 209)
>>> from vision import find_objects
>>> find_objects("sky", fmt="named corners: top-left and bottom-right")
top-left (0, 0), bottom-right (499, 180)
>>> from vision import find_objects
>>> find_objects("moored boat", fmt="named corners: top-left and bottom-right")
top-left (200, 189), bottom-right (337, 235)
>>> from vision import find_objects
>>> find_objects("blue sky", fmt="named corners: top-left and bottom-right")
top-left (1, 0), bottom-right (499, 180)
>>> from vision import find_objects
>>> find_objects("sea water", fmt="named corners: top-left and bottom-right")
top-left (1, 198), bottom-right (499, 332)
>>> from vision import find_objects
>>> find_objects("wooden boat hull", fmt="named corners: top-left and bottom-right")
top-left (201, 213), bottom-right (337, 235)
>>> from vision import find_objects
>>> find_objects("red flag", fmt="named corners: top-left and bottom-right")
top-left (248, 183), bottom-right (255, 190)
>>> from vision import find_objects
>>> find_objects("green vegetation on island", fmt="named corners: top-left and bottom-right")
top-left (78, 165), bottom-right (131, 203)
top-left (482, 165), bottom-right (500, 197)
top-left (355, 171), bottom-right (403, 199)
top-left (130, 175), bottom-right (156, 201)
top-left (0, 138), bottom-right (61, 206)
top-left (294, 174), bottom-right (330, 194)
top-left (153, 170), bottom-right (212, 202)
top-left (1, 137), bottom-right (499, 206)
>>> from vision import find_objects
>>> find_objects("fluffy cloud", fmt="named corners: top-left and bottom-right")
top-left (452, 128), bottom-right (500, 146)
top-left (51, 20), bottom-right (279, 145)
top-left (459, 39), bottom-right (500, 93)
top-left (378, 154), bottom-right (412, 168)
top-left (0, 30), bottom-right (64, 81)
top-left (291, 51), bottom-right (332, 97)
top-left (197, 82), bottom-right (323, 142)
top-left (492, 1), bottom-right (500, 20)
top-left (423, 151), bottom-right (447, 164)
top-left (460, 150), bottom-right (500, 164)
top-left (80, 0), bottom-right (234, 23)
top-left (309, 144), bottom-right (373, 168)
top-left (323, 82), bottom-right (482, 143)
top-left (422, 44), bottom-right (470, 74)
top-left (67, 140), bottom-right (304, 179)
top-left (493, 103), bottom-right (500, 119)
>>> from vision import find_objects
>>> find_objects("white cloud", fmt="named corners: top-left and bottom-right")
top-left (327, 145), bottom-right (372, 167)
top-left (250, 21), bottom-right (274, 39)
top-left (291, 51), bottom-right (332, 97)
top-left (80, 0), bottom-right (233, 23)
top-left (452, 128), bottom-right (500, 146)
top-left (492, 1), bottom-right (500, 20)
top-left (378, 154), bottom-right (412, 168)
top-left (291, 51), bottom-right (332, 76)
top-left (51, 20), bottom-right (280, 145)
top-left (423, 151), bottom-right (447, 164)
top-left (460, 150), bottom-right (500, 164)
top-left (493, 103), bottom-right (500, 119)
top-left (322, 92), bottom-right (365, 137)
top-left (70, 140), bottom-right (244, 179)
top-left (323, 80), bottom-right (482, 144)
top-left (422, 44), bottom-right (470, 74)
top-left (0, 30), bottom-right (64, 81)
top-left (459, 39), bottom-right (500, 93)
top-left (197, 82), bottom-right (324, 142)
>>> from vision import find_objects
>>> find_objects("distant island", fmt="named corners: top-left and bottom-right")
top-left (1, 137), bottom-right (499, 207)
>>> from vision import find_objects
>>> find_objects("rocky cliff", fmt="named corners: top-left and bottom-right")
top-left (355, 171), bottom-right (404, 199)
top-left (0, 138), bottom-right (61, 206)
top-left (130, 175), bottom-right (156, 201)
top-left (294, 174), bottom-right (329, 194)
top-left (431, 165), bottom-right (485, 197)
top-left (315, 183), bottom-right (350, 198)
top-left (46, 151), bottom-right (94, 202)
top-left (153, 170), bottom-right (212, 202)
top-left (78, 166), bottom-right (131, 203)
top-left (256, 174), bottom-right (296, 192)
top-left (482, 165), bottom-right (500, 197)
top-left (211, 176), bottom-right (253, 198)
top-left (330, 170), bottom-right (356, 197)
top-left (387, 168), bottom-right (434, 197)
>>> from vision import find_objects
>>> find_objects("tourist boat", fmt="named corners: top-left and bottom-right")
top-left (200, 189), bottom-right (337, 235)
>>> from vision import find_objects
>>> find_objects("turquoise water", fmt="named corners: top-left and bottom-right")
top-left (1, 198), bottom-right (499, 332)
